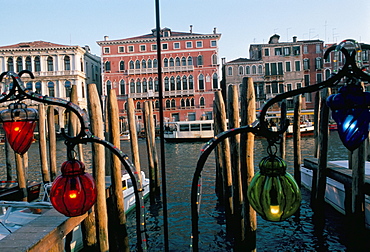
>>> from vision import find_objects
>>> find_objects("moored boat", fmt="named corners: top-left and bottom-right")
top-left (164, 120), bottom-right (214, 142)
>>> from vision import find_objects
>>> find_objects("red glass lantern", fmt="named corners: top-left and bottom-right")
top-left (0, 103), bottom-right (37, 155)
top-left (50, 159), bottom-right (97, 217)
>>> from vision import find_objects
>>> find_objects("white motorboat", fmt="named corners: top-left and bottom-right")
top-left (301, 160), bottom-right (370, 229)
top-left (164, 120), bottom-right (214, 142)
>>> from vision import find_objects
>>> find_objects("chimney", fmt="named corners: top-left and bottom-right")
top-left (213, 27), bottom-right (217, 34)
top-left (190, 25), bottom-right (193, 34)
top-left (104, 36), bottom-right (109, 41)
top-left (293, 36), bottom-right (297, 42)
top-left (221, 57), bottom-right (226, 65)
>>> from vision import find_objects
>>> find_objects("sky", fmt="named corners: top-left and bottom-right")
top-left (1, 0), bottom-right (369, 61)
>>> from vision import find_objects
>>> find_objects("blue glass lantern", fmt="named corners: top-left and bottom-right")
top-left (327, 84), bottom-right (370, 151)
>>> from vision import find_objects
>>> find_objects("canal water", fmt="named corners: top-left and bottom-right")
top-left (0, 132), bottom-right (368, 251)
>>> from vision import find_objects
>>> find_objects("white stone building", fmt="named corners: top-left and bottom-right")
top-left (0, 41), bottom-right (101, 131)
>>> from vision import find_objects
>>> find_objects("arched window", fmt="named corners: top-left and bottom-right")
top-left (47, 56), bottom-right (54, 71)
top-left (119, 61), bottom-right (125, 71)
top-left (147, 59), bottom-right (152, 68)
top-left (182, 75), bottom-right (188, 90)
top-left (239, 66), bottom-right (244, 75)
top-left (129, 60), bottom-right (134, 69)
top-left (187, 56), bottom-right (193, 66)
top-left (148, 78), bottom-right (153, 90)
top-left (169, 58), bottom-right (174, 67)
top-left (34, 56), bottom-right (41, 72)
top-left (191, 98), bottom-right (195, 107)
top-left (246, 66), bottom-right (250, 74)
top-left (48, 81), bottom-right (55, 97)
top-left (135, 60), bottom-right (140, 69)
top-left (181, 99), bottom-right (185, 107)
top-left (186, 98), bottom-right (190, 107)
top-left (228, 66), bottom-right (233, 76)
top-left (105, 61), bottom-right (111, 71)
top-left (252, 65), bottom-right (257, 74)
top-left (136, 79), bottom-right (141, 93)
top-left (155, 78), bottom-right (159, 92)
top-left (16, 57), bottom-right (23, 72)
top-left (170, 76), bottom-right (175, 90)
top-left (325, 69), bottom-right (331, 80)
top-left (175, 57), bottom-right (180, 66)
top-left (212, 54), bottom-right (218, 65)
top-left (26, 82), bottom-right (33, 91)
top-left (212, 73), bottom-right (218, 89)
top-left (197, 55), bottom-right (203, 66)
top-left (164, 77), bottom-right (169, 91)
top-left (7, 57), bottom-right (14, 71)
top-left (198, 74), bottom-right (204, 90)
top-left (181, 57), bottom-right (186, 66)
top-left (171, 99), bottom-right (176, 108)
top-left (136, 102), bottom-right (141, 110)
top-left (166, 100), bottom-right (171, 108)
top-left (155, 100), bottom-right (159, 109)
top-left (153, 59), bottom-right (158, 68)
top-left (258, 65), bottom-right (263, 74)
top-left (64, 56), bottom-right (71, 71)
top-left (176, 76), bottom-right (181, 90)
top-left (26, 57), bottom-right (32, 71)
top-left (142, 59), bottom-right (146, 69)
top-left (189, 75), bottom-right (194, 89)
top-left (120, 79), bottom-right (125, 95)
top-left (200, 97), bottom-right (205, 106)
top-left (65, 81), bottom-right (71, 97)
top-left (130, 79), bottom-right (135, 93)
top-left (142, 78), bottom-right (147, 92)
top-left (164, 58), bottom-right (169, 67)
top-left (35, 82), bottom-right (42, 94)
top-left (106, 80), bottom-right (112, 94)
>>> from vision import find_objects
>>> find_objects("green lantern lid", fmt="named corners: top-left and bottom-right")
top-left (259, 155), bottom-right (287, 176)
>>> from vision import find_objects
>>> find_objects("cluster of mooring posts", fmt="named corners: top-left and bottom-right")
top-left (191, 40), bottom-right (370, 251)
top-left (0, 70), bottom-right (163, 252)
top-left (0, 40), bottom-right (370, 252)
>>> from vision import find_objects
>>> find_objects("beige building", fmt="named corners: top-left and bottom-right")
top-left (0, 41), bottom-right (101, 131)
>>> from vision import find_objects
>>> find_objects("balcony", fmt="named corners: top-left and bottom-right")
top-left (128, 89), bottom-right (195, 99)
top-left (30, 70), bottom-right (84, 77)
top-left (127, 65), bottom-right (194, 75)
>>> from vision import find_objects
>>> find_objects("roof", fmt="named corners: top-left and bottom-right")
top-left (227, 58), bottom-right (259, 64)
top-left (0, 41), bottom-right (73, 49)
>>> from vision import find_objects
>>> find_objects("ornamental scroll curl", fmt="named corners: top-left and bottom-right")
top-left (0, 70), bottom-right (148, 252)
top-left (191, 39), bottom-right (370, 251)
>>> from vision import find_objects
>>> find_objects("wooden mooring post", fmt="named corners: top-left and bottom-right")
top-left (143, 100), bottom-right (160, 203)
top-left (38, 104), bottom-right (50, 184)
top-left (240, 77), bottom-right (256, 251)
top-left (293, 95), bottom-right (302, 187)
top-left (107, 89), bottom-right (129, 251)
top-left (47, 106), bottom-right (57, 181)
top-left (88, 83), bottom-right (109, 252)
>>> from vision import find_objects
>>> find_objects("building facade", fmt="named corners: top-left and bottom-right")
top-left (224, 35), bottom-right (325, 110)
top-left (97, 27), bottom-right (221, 128)
top-left (0, 41), bottom-right (101, 131)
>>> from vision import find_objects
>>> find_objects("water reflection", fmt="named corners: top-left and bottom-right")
top-left (0, 132), bottom-right (365, 251)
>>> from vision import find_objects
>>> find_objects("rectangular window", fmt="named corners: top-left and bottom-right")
top-left (151, 44), bottom-right (157, 51)
top-left (140, 45), bottom-right (146, 51)
top-left (279, 84), bottom-right (285, 93)
top-left (285, 61), bottom-right (291, 72)
top-left (104, 47), bottom-right (110, 54)
top-left (162, 43), bottom-right (168, 50)
top-left (196, 41), bottom-right (203, 48)
top-left (315, 58), bottom-right (323, 69)
top-left (271, 63), bottom-right (277, 75)
top-left (295, 61), bottom-right (301, 71)
top-left (278, 62), bottom-right (283, 75)
top-left (275, 48), bottom-right (282, 56)
top-left (118, 46), bottom-right (125, 53)
top-left (284, 47), bottom-right (291, 56)
top-left (316, 73), bottom-right (322, 83)
top-left (293, 46), bottom-right (300, 55)
top-left (303, 45), bottom-right (308, 54)
top-left (128, 46), bottom-right (134, 52)
top-left (264, 48), bottom-right (270, 56)
top-left (186, 41), bottom-right (192, 48)
top-left (265, 63), bottom-right (270, 75)
top-left (304, 75), bottom-right (310, 86)
top-left (190, 124), bottom-right (201, 131)
top-left (316, 44), bottom-right (321, 53)
top-left (266, 84), bottom-right (271, 94)
top-left (297, 83), bottom-right (302, 89)
top-left (271, 82), bottom-right (278, 93)
top-left (174, 42), bottom-right (180, 49)
top-left (211, 40), bottom-right (217, 47)
top-left (287, 83), bottom-right (292, 91)
top-left (303, 59), bottom-right (310, 70)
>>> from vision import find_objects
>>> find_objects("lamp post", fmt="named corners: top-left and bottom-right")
top-left (191, 39), bottom-right (370, 251)
top-left (0, 70), bottom-right (147, 251)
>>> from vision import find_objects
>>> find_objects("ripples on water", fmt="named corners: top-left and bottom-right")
top-left (0, 133), bottom-right (367, 251)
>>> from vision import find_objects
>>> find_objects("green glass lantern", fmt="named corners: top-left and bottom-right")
top-left (247, 155), bottom-right (301, 222)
